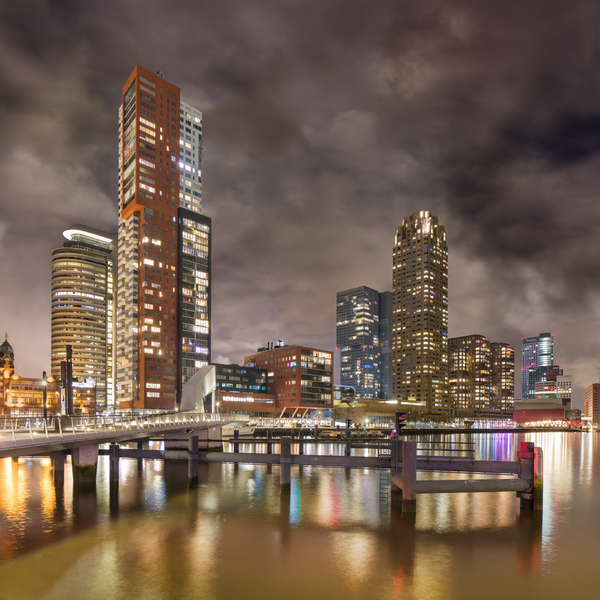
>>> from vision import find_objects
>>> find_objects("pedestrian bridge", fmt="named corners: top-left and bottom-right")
top-left (0, 412), bottom-right (236, 459)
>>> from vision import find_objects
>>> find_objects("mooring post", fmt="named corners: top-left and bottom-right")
top-left (299, 430), bottom-right (304, 455)
top-left (280, 437), bottom-right (292, 488)
top-left (234, 429), bottom-right (239, 453)
top-left (533, 446), bottom-right (543, 511)
top-left (188, 434), bottom-right (199, 487)
top-left (517, 441), bottom-right (535, 510)
top-left (402, 441), bottom-right (417, 512)
top-left (267, 430), bottom-right (272, 454)
top-left (390, 439), bottom-right (403, 493)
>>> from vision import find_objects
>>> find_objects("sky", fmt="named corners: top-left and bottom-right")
top-left (0, 0), bottom-right (598, 408)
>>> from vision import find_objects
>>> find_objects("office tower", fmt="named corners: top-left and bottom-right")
top-left (51, 226), bottom-right (115, 413)
top-left (522, 333), bottom-right (554, 399)
top-left (378, 291), bottom-right (393, 398)
top-left (392, 211), bottom-right (449, 416)
top-left (490, 342), bottom-right (515, 410)
top-left (117, 65), bottom-right (211, 411)
top-left (449, 335), bottom-right (515, 417)
top-left (584, 383), bottom-right (600, 423)
top-left (336, 286), bottom-right (392, 398)
top-left (556, 373), bottom-right (572, 405)
top-left (245, 342), bottom-right (333, 408)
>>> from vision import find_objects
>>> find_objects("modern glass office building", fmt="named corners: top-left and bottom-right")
top-left (522, 333), bottom-right (554, 399)
top-left (336, 286), bottom-right (392, 398)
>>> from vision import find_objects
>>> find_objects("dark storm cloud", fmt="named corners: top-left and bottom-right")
top-left (0, 0), bottom-right (598, 403)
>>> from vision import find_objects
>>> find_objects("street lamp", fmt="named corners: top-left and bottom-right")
top-left (42, 371), bottom-right (55, 423)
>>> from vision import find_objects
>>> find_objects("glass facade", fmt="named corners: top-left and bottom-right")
top-left (178, 209), bottom-right (211, 396)
top-left (336, 286), bottom-right (392, 398)
top-left (522, 333), bottom-right (554, 399)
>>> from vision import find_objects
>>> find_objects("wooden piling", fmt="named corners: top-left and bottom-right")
top-left (533, 446), bottom-right (543, 511)
top-left (517, 441), bottom-right (535, 510)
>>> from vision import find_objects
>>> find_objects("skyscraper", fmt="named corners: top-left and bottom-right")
top-left (336, 286), bottom-right (392, 398)
top-left (392, 211), bottom-right (449, 416)
top-left (522, 333), bottom-right (554, 399)
top-left (117, 65), bottom-right (211, 411)
top-left (51, 226), bottom-right (115, 412)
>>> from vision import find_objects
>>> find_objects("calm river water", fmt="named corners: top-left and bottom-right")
top-left (0, 432), bottom-right (599, 600)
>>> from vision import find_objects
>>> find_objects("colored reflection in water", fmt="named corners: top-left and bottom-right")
top-left (0, 432), bottom-right (599, 599)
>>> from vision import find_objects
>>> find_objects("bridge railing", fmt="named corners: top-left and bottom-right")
top-left (0, 411), bottom-right (227, 453)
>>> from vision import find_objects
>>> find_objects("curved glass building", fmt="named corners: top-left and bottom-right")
top-left (51, 225), bottom-right (115, 413)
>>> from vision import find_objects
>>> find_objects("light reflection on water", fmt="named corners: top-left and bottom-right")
top-left (0, 432), bottom-right (599, 599)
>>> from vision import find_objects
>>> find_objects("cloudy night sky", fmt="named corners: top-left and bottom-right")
top-left (0, 0), bottom-right (599, 407)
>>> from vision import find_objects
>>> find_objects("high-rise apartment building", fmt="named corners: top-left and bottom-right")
top-left (336, 286), bottom-right (392, 398)
top-left (448, 335), bottom-right (490, 416)
top-left (584, 383), bottom-right (600, 424)
top-left (51, 226), bottom-right (115, 412)
top-left (490, 342), bottom-right (515, 410)
top-left (116, 65), bottom-right (211, 411)
top-left (448, 335), bottom-right (515, 417)
top-left (522, 333), bottom-right (554, 399)
top-left (392, 211), bottom-right (449, 416)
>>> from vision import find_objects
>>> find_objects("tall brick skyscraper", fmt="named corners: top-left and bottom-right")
top-left (392, 211), bottom-right (448, 417)
top-left (117, 65), bottom-right (211, 411)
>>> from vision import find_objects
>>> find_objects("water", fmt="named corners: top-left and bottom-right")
top-left (0, 433), bottom-right (599, 599)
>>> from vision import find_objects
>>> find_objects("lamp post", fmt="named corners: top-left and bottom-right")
top-left (42, 371), bottom-right (55, 423)
top-left (42, 371), bottom-right (47, 422)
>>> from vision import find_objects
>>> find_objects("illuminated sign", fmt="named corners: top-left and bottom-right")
top-left (221, 395), bottom-right (274, 404)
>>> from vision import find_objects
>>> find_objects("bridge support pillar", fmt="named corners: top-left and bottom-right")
top-left (52, 451), bottom-right (66, 487)
top-left (109, 443), bottom-right (119, 481)
top-left (390, 439), bottom-right (402, 493)
top-left (402, 441), bottom-right (417, 513)
top-left (188, 435), bottom-right (199, 487)
top-left (71, 445), bottom-right (98, 488)
top-left (109, 443), bottom-right (119, 511)
top-left (280, 437), bottom-right (291, 488)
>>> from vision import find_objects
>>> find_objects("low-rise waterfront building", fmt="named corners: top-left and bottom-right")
top-left (0, 335), bottom-right (60, 417)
